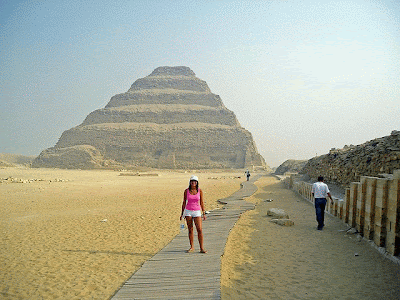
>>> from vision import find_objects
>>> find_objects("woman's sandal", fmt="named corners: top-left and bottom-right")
top-left (200, 249), bottom-right (208, 254)
top-left (186, 248), bottom-right (195, 253)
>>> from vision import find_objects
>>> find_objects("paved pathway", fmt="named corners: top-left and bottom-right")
top-left (111, 175), bottom-right (262, 300)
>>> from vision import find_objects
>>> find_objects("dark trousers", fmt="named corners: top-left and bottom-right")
top-left (314, 198), bottom-right (327, 229)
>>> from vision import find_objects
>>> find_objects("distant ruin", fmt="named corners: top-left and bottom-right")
top-left (32, 66), bottom-right (268, 170)
top-left (274, 159), bottom-right (307, 175)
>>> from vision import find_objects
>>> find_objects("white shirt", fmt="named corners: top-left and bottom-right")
top-left (312, 181), bottom-right (330, 198)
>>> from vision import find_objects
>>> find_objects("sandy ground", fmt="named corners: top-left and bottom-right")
top-left (221, 176), bottom-right (400, 299)
top-left (0, 167), bottom-right (244, 300)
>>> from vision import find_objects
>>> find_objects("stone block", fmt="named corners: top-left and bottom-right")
top-left (266, 208), bottom-right (289, 219)
top-left (343, 188), bottom-right (351, 223)
top-left (356, 178), bottom-right (367, 234)
top-left (364, 177), bottom-right (377, 239)
top-left (270, 219), bottom-right (294, 226)
top-left (348, 182), bottom-right (358, 228)
top-left (374, 178), bottom-right (389, 247)
top-left (386, 179), bottom-right (400, 256)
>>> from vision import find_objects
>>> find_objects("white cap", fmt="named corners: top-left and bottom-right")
top-left (189, 175), bottom-right (198, 182)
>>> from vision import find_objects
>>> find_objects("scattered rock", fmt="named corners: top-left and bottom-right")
top-left (391, 130), bottom-right (400, 136)
top-left (119, 172), bottom-right (159, 176)
top-left (270, 218), bottom-right (294, 226)
top-left (266, 208), bottom-right (289, 219)
top-left (346, 228), bottom-right (358, 235)
top-left (208, 176), bottom-right (241, 180)
top-left (0, 177), bottom-right (68, 184)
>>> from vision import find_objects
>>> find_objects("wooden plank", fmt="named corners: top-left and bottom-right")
top-left (111, 175), bottom-right (261, 300)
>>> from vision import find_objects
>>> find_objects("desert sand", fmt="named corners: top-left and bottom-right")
top-left (221, 176), bottom-right (400, 299)
top-left (3, 169), bottom-right (399, 299)
top-left (1, 167), bottom-right (243, 299)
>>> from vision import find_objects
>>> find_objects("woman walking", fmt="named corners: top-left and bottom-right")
top-left (180, 175), bottom-right (207, 253)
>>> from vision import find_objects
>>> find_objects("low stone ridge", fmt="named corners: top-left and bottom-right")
top-left (0, 153), bottom-right (35, 166)
top-left (301, 130), bottom-right (400, 187)
top-left (0, 160), bottom-right (14, 167)
top-left (274, 159), bottom-right (308, 175)
top-left (32, 66), bottom-right (269, 170)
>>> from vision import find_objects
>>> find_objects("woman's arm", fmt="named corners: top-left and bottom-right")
top-left (200, 189), bottom-right (206, 220)
top-left (180, 189), bottom-right (187, 220)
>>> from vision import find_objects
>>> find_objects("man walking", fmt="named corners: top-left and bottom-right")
top-left (245, 169), bottom-right (251, 181)
top-left (311, 176), bottom-right (333, 230)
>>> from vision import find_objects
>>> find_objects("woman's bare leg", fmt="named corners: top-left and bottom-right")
top-left (185, 216), bottom-right (195, 252)
top-left (193, 217), bottom-right (207, 253)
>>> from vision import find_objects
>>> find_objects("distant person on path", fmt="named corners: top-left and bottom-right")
top-left (245, 169), bottom-right (251, 181)
top-left (311, 176), bottom-right (333, 230)
top-left (180, 175), bottom-right (207, 253)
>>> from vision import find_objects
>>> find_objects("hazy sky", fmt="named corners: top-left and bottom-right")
top-left (1, 0), bottom-right (399, 167)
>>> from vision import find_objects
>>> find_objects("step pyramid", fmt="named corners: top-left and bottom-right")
top-left (33, 66), bottom-right (268, 170)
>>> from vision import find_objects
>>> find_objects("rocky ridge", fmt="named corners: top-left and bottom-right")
top-left (301, 130), bottom-right (400, 187)
top-left (274, 159), bottom-right (308, 175)
top-left (33, 66), bottom-right (268, 170)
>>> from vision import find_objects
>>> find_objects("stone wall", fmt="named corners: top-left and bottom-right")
top-left (32, 145), bottom-right (112, 169)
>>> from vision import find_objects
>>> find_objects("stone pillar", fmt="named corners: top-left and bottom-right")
top-left (344, 188), bottom-right (351, 223)
top-left (289, 174), bottom-right (294, 189)
top-left (330, 198), bottom-right (339, 216)
top-left (356, 178), bottom-right (367, 234)
top-left (348, 182), bottom-right (359, 228)
top-left (386, 178), bottom-right (400, 256)
top-left (338, 199), bottom-right (344, 219)
top-left (374, 178), bottom-right (389, 247)
top-left (301, 182), bottom-right (305, 197)
top-left (309, 182), bottom-right (315, 204)
top-left (364, 177), bottom-right (377, 239)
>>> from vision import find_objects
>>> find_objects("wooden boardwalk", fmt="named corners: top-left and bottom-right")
top-left (111, 175), bottom-right (261, 300)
